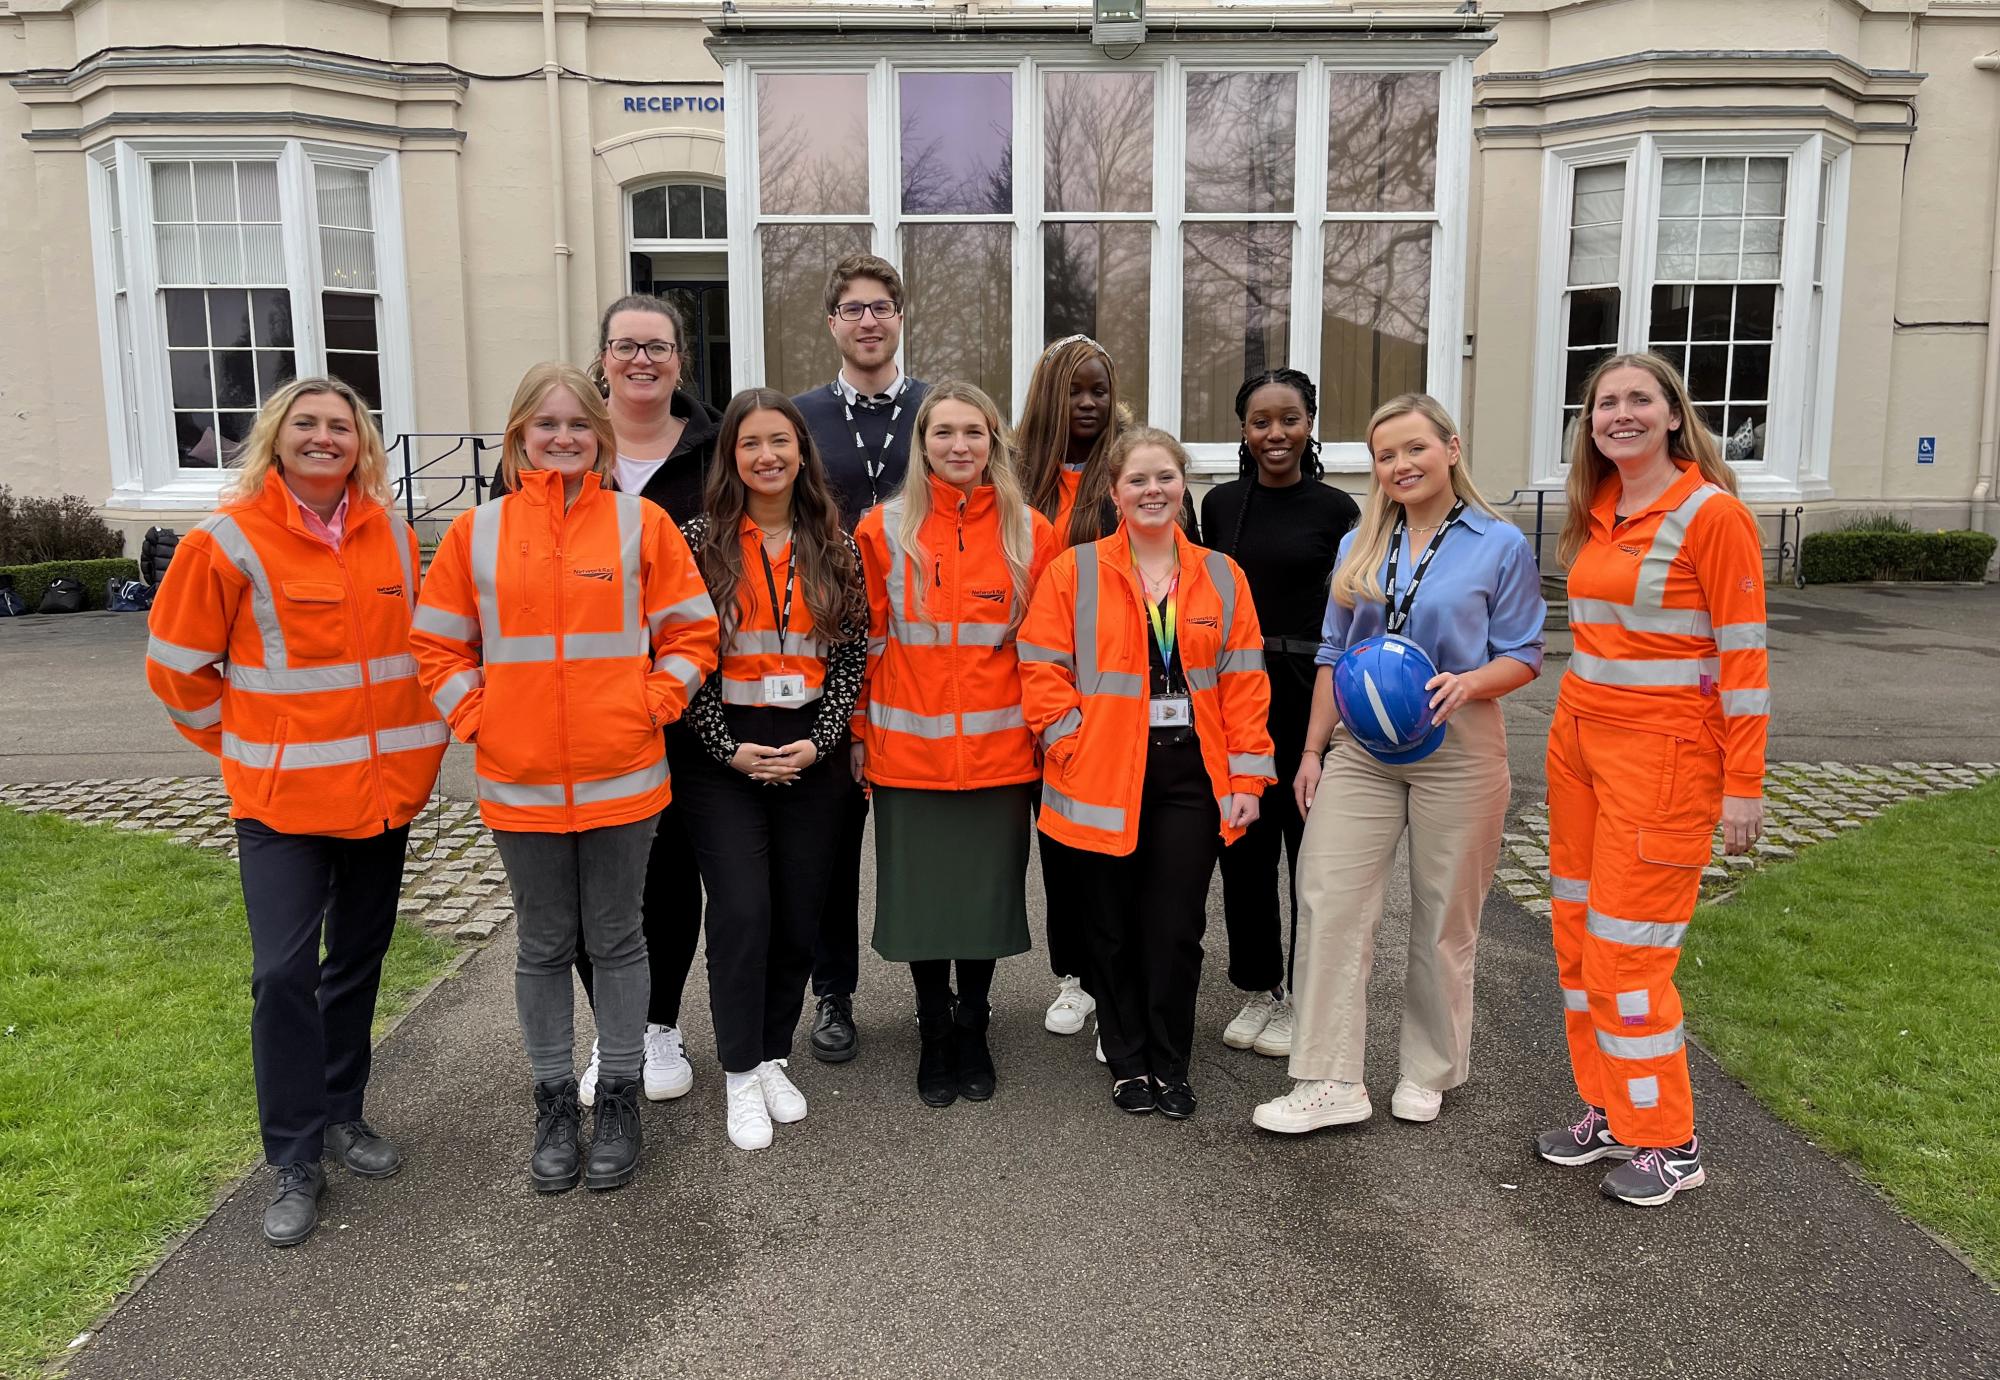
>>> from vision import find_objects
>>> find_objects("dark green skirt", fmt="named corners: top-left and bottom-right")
top-left (871, 784), bottom-right (1034, 962)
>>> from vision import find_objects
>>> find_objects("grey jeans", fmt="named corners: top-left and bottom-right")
top-left (494, 814), bottom-right (659, 1084)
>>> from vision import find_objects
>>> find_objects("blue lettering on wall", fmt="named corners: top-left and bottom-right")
top-left (623, 92), bottom-right (726, 114)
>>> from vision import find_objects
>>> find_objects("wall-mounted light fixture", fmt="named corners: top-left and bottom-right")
top-left (1092, 0), bottom-right (1146, 48)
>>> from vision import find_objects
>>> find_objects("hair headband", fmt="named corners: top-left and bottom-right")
top-left (1042, 334), bottom-right (1113, 365)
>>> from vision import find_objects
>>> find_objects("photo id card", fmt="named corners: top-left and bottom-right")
top-left (763, 673), bottom-right (809, 707)
top-left (1149, 694), bottom-right (1192, 728)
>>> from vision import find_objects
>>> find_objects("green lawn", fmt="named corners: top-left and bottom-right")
top-left (0, 807), bottom-right (454, 1377)
top-left (1683, 778), bottom-right (2000, 1279)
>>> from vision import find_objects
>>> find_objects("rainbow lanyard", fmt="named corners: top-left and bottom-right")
top-left (1131, 543), bottom-right (1178, 667)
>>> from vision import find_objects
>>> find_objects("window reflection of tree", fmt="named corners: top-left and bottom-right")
top-left (756, 80), bottom-right (868, 216)
top-left (1327, 72), bottom-right (1438, 214)
top-left (1321, 222), bottom-right (1430, 441)
top-left (756, 79), bottom-right (872, 395)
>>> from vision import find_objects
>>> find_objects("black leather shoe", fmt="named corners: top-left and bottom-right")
top-left (325, 1118), bottom-right (402, 1179)
top-left (262, 1161), bottom-right (326, 1247)
top-left (917, 1012), bottom-right (958, 1108)
top-left (1112, 1077), bottom-right (1155, 1115)
top-left (530, 1078), bottom-right (583, 1193)
top-left (810, 994), bottom-right (858, 1064)
top-left (953, 1004), bottom-right (996, 1102)
top-left (1153, 1078), bottom-right (1197, 1120)
top-left (585, 1076), bottom-right (644, 1190)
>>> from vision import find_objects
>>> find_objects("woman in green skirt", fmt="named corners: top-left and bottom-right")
top-left (850, 380), bottom-right (1060, 1107)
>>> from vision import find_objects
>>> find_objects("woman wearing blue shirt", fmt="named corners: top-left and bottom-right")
top-left (1252, 394), bottom-right (1545, 1134)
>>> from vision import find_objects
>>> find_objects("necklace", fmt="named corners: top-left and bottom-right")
top-left (756, 521), bottom-right (792, 546)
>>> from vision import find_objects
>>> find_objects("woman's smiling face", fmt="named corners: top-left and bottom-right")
top-left (1590, 364), bottom-right (1680, 467)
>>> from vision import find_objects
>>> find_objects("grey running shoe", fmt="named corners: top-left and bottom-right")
top-left (1535, 1104), bottom-right (1638, 1166)
top-left (1601, 1135), bottom-right (1705, 1207)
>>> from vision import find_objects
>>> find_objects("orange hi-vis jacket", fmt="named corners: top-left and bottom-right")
top-left (1559, 461), bottom-right (1770, 796)
top-left (411, 469), bottom-right (720, 833)
top-left (707, 513), bottom-right (841, 707)
top-left (851, 473), bottom-right (1060, 790)
top-left (145, 475), bottom-right (447, 839)
top-left (1019, 523), bottom-right (1278, 856)
top-left (1054, 468), bottom-right (1084, 543)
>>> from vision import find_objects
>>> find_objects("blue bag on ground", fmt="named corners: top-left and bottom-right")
top-left (107, 577), bottom-right (154, 612)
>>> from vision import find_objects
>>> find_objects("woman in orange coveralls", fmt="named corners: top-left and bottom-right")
top-left (1537, 351), bottom-right (1769, 1208)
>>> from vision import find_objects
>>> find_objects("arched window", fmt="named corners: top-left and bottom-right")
top-left (628, 180), bottom-right (730, 408)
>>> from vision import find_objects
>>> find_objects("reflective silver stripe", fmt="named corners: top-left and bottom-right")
top-left (567, 630), bottom-right (646, 661)
top-left (1042, 707), bottom-right (1083, 746)
top-left (222, 730), bottom-right (371, 770)
top-left (477, 775), bottom-right (566, 807)
top-left (1184, 664), bottom-right (1217, 692)
top-left (1017, 640), bottom-right (1074, 669)
top-left (1616, 989), bottom-right (1651, 1020)
top-left (413, 604), bottom-right (478, 643)
top-left (165, 701), bottom-right (222, 730)
top-left (655, 653), bottom-right (705, 696)
top-left (377, 721), bottom-right (449, 754)
top-left (1712, 621), bottom-right (1766, 652)
top-left (1204, 551), bottom-right (1237, 636)
top-left (867, 637), bottom-right (887, 658)
top-left (649, 594), bottom-right (717, 636)
top-left (1567, 598), bottom-right (1713, 638)
top-left (469, 499), bottom-right (506, 656)
top-left (1228, 753), bottom-right (1276, 777)
top-left (1096, 671), bottom-right (1146, 696)
top-left (1218, 646), bottom-right (1264, 674)
top-left (487, 634), bottom-right (557, 664)
top-left (227, 662), bottom-right (363, 693)
top-left (1595, 1023), bottom-right (1685, 1061)
top-left (1722, 688), bottom-right (1771, 717)
top-left (148, 634), bottom-right (222, 675)
top-left (1071, 545), bottom-right (1147, 699)
top-left (956, 621), bottom-right (1012, 647)
top-left (432, 667), bottom-right (482, 717)
top-left (1586, 906), bottom-right (1688, 950)
top-left (574, 756), bottom-right (669, 805)
top-left (869, 702), bottom-right (954, 738)
top-left (369, 654), bottom-right (420, 683)
top-left (730, 630), bottom-right (827, 658)
top-left (200, 513), bottom-right (287, 668)
top-left (961, 706), bottom-right (1025, 735)
top-left (1561, 986), bottom-right (1590, 1012)
top-left (387, 511), bottom-right (418, 611)
top-left (1569, 652), bottom-right (1719, 688)
top-left (1550, 873), bottom-right (1591, 902)
top-left (893, 618), bottom-right (1004, 647)
top-left (1635, 483), bottom-right (1722, 609)
top-left (1041, 783), bottom-right (1125, 833)
top-left (721, 678), bottom-right (824, 706)
top-left (613, 493), bottom-right (643, 657)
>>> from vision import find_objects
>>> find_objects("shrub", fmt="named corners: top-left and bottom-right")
top-left (1800, 529), bottom-right (1996, 584)
top-left (1836, 512), bottom-right (1914, 534)
top-left (0, 487), bottom-right (124, 565)
top-left (0, 558), bottom-right (140, 612)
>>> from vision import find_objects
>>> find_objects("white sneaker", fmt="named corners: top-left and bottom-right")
top-left (642, 1024), bottom-right (694, 1101)
top-left (1391, 1077), bottom-right (1443, 1123)
top-left (1044, 976), bottom-right (1096, 1035)
top-left (1223, 991), bottom-right (1279, 1049)
top-left (578, 1041), bottom-right (601, 1108)
top-left (725, 1074), bottom-right (772, 1151)
top-left (1094, 1021), bottom-right (1106, 1064)
top-left (757, 1059), bottom-right (808, 1124)
top-left (1251, 1078), bottom-right (1372, 1134)
top-left (1252, 999), bottom-right (1294, 1058)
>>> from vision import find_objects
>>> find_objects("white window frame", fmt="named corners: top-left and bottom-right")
top-left (86, 138), bottom-right (414, 509)
top-left (1532, 131), bottom-right (1847, 502)
top-left (721, 42), bottom-right (1474, 474)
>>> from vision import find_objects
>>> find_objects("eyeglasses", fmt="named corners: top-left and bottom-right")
top-left (608, 338), bottom-right (680, 362)
top-left (832, 299), bottom-right (901, 323)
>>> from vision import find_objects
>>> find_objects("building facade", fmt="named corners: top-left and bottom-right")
top-left (4, 0), bottom-right (1998, 561)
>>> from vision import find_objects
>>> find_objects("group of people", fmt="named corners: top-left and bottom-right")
top-left (146, 252), bottom-right (1769, 1247)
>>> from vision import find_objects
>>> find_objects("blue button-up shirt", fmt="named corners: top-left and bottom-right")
top-left (1316, 504), bottom-right (1547, 675)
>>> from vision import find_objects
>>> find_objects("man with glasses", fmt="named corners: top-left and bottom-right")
top-left (792, 253), bottom-right (931, 1068)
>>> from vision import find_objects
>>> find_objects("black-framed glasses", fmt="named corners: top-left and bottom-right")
top-left (832, 299), bottom-right (901, 323)
top-left (609, 338), bottom-right (681, 362)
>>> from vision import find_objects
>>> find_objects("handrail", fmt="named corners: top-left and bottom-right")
top-left (386, 432), bottom-right (503, 524)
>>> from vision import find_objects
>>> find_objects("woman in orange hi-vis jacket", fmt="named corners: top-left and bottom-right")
top-left (1020, 427), bottom-right (1276, 1120)
top-left (146, 376), bottom-right (446, 1249)
top-left (851, 380), bottom-right (1060, 1109)
top-left (1538, 351), bottom-right (1769, 1209)
top-left (412, 362), bottom-right (719, 1196)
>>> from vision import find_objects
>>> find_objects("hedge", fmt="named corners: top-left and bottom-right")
top-left (1799, 529), bottom-right (1996, 585)
top-left (0, 558), bottom-right (142, 612)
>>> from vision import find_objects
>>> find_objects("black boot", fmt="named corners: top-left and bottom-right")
top-left (953, 1002), bottom-right (996, 1102)
top-left (530, 1078), bottom-right (582, 1193)
top-left (917, 1010), bottom-right (958, 1108)
top-left (584, 1075), bottom-right (643, 1191)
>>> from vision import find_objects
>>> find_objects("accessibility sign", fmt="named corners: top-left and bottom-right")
top-left (1917, 436), bottom-right (1936, 464)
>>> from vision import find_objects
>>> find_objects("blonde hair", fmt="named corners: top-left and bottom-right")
top-left (500, 362), bottom-right (618, 492)
top-left (225, 376), bottom-right (389, 505)
top-left (1332, 393), bottom-right (1500, 609)
top-left (892, 380), bottom-right (1037, 629)
top-left (1557, 351), bottom-right (1738, 568)
top-left (1108, 426), bottom-right (1190, 485)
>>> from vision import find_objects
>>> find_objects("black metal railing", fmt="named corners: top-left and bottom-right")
top-left (1492, 488), bottom-right (1805, 588)
top-left (387, 433), bottom-right (502, 524)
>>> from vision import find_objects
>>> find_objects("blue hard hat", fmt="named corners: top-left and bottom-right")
top-left (1332, 634), bottom-right (1448, 765)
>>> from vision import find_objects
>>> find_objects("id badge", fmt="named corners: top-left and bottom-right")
top-left (763, 673), bottom-right (808, 707)
top-left (1149, 694), bottom-right (1192, 729)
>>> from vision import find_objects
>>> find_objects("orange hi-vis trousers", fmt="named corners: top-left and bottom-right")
top-left (1545, 704), bottom-right (1723, 1148)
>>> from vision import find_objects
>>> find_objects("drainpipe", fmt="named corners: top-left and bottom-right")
top-left (543, 0), bottom-right (572, 359)
top-left (1971, 54), bottom-right (2000, 534)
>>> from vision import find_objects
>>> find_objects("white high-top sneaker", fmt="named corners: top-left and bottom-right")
top-left (642, 1024), bottom-right (694, 1101)
top-left (1251, 1078), bottom-right (1372, 1133)
top-left (1044, 976), bottom-right (1096, 1035)
top-left (757, 1059), bottom-right (808, 1124)
top-left (725, 1072), bottom-right (773, 1151)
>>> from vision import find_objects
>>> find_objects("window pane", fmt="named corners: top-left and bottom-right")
top-left (328, 352), bottom-right (382, 411)
top-left (1736, 284), bottom-right (1777, 339)
top-left (1566, 287), bottom-right (1620, 349)
top-left (239, 163), bottom-right (281, 223)
top-left (193, 162), bottom-right (236, 223)
top-left (322, 292), bottom-right (379, 352)
top-left (1689, 285), bottom-right (1735, 342)
top-left (1043, 223), bottom-right (1152, 421)
top-left (208, 289), bottom-right (252, 349)
top-left (214, 350), bottom-right (257, 408)
top-left (314, 165), bottom-right (371, 230)
top-left (704, 184), bottom-right (728, 238)
top-left (758, 74), bottom-right (869, 216)
top-left (1326, 71), bottom-right (1438, 214)
top-left (1186, 72), bottom-right (1296, 214)
top-left (155, 225), bottom-right (198, 284)
top-left (1732, 344), bottom-right (1772, 401)
top-left (170, 351), bottom-right (213, 409)
top-left (1721, 404), bottom-right (1767, 462)
top-left (320, 226), bottom-right (378, 290)
top-left (1746, 158), bottom-right (1786, 214)
top-left (198, 225), bottom-right (243, 286)
top-left (902, 72), bottom-right (1013, 215)
top-left (632, 186), bottom-right (668, 240)
top-left (153, 162), bottom-right (193, 222)
top-left (217, 409), bottom-right (255, 457)
top-left (1568, 163), bottom-right (1625, 286)
top-left (759, 222), bottom-right (873, 395)
top-left (668, 183), bottom-right (703, 239)
top-left (1660, 158), bottom-right (1702, 216)
top-left (1320, 222), bottom-right (1431, 442)
top-left (1564, 347), bottom-right (1613, 412)
top-left (164, 289), bottom-right (208, 347)
top-left (1181, 223), bottom-right (1293, 441)
top-left (255, 350), bottom-right (296, 399)
top-left (252, 289), bottom-right (295, 348)
top-left (175, 411), bottom-right (217, 468)
top-left (903, 223), bottom-right (1012, 414)
top-left (1568, 224), bottom-right (1622, 288)
top-left (243, 224), bottom-right (286, 283)
top-left (1043, 71), bottom-right (1153, 213)
top-left (1700, 158), bottom-right (1745, 216)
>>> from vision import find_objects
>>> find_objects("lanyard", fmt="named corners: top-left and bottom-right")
top-left (756, 539), bottom-right (795, 667)
top-left (1131, 543), bottom-right (1178, 668)
top-left (1384, 499), bottom-right (1464, 634)
top-left (834, 377), bottom-right (908, 505)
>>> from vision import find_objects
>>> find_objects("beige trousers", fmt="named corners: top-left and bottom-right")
top-left (1288, 697), bottom-right (1511, 1090)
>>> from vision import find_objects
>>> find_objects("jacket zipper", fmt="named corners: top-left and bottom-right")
top-left (550, 497), bottom-right (576, 827)
top-left (333, 511), bottom-right (394, 832)
top-left (953, 496), bottom-right (967, 787)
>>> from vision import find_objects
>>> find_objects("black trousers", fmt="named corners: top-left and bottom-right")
top-left (811, 775), bottom-right (868, 998)
top-left (676, 706), bottom-right (851, 1072)
top-left (1216, 651), bottom-right (1314, 992)
top-left (576, 727), bottom-right (702, 1027)
top-left (1037, 827), bottom-right (1092, 989)
top-left (236, 818), bottom-right (410, 1167)
top-left (1074, 738), bottom-right (1221, 1084)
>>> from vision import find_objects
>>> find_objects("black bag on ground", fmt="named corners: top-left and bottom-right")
top-left (106, 577), bottom-right (154, 612)
top-left (37, 577), bottom-right (86, 614)
top-left (0, 574), bottom-right (23, 617)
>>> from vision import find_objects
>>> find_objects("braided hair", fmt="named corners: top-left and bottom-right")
top-left (1222, 368), bottom-right (1324, 556)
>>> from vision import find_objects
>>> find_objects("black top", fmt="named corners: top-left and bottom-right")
top-left (484, 389), bottom-right (720, 520)
top-left (793, 378), bottom-right (932, 530)
top-left (1145, 593), bottom-right (1196, 748)
top-left (1201, 475), bottom-right (1361, 647)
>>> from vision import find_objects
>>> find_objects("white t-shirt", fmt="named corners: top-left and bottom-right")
top-left (615, 453), bottom-right (668, 497)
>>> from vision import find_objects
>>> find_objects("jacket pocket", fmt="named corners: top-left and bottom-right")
top-left (1636, 828), bottom-right (1713, 870)
top-left (280, 580), bottom-right (350, 660)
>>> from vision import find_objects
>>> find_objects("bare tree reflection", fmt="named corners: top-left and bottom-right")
top-left (1327, 72), bottom-right (1439, 213)
top-left (1320, 223), bottom-right (1431, 441)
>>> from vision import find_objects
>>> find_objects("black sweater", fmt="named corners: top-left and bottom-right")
top-left (792, 378), bottom-right (931, 530)
top-left (1200, 475), bottom-right (1362, 648)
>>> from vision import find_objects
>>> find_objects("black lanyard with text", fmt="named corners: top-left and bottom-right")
top-left (835, 379), bottom-right (907, 505)
top-left (1383, 499), bottom-right (1464, 634)
top-left (757, 541), bottom-right (796, 665)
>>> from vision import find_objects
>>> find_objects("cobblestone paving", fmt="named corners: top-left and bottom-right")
top-left (0, 778), bottom-right (513, 946)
